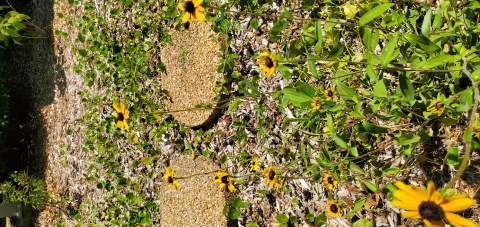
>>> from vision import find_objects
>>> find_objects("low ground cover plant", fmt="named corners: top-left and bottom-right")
top-left (55, 0), bottom-right (480, 226)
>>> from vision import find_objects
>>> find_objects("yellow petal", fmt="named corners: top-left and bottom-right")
top-left (426, 181), bottom-right (444, 204)
top-left (113, 103), bottom-right (121, 112)
top-left (120, 102), bottom-right (126, 113)
top-left (196, 5), bottom-right (205, 12)
top-left (394, 181), bottom-right (428, 201)
top-left (445, 212), bottom-right (478, 227)
top-left (113, 112), bottom-right (118, 118)
top-left (424, 220), bottom-right (446, 227)
top-left (259, 51), bottom-right (271, 57)
top-left (178, 2), bottom-right (186, 11)
top-left (393, 190), bottom-right (422, 206)
top-left (124, 109), bottom-right (130, 119)
top-left (390, 200), bottom-right (419, 211)
top-left (401, 211), bottom-right (421, 219)
top-left (117, 121), bottom-right (124, 130)
top-left (124, 120), bottom-right (129, 132)
top-left (192, 0), bottom-right (202, 7)
top-left (441, 195), bottom-right (476, 212)
top-left (182, 12), bottom-right (190, 23)
top-left (195, 9), bottom-right (205, 22)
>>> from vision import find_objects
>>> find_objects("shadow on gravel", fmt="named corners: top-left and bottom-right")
top-left (2, 0), bottom-right (64, 188)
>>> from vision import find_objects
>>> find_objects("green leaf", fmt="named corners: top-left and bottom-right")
top-left (5, 29), bottom-right (19, 37)
top-left (360, 180), bottom-right (378, 193)
top-left (283, 88), bottom-right (313, 106)
top-left (359, 3), bottom-right (395, 26)
top-left (12, 21), bottom-right (26, 30)
top-left (314, 214), bottom-right (327, 227)
top-left (447, 147), bottom-right (459, 165)
top-left (315, 21), bottom-right (323, 51)
top-left (366, 64), bottom-right (378, 82)
top-left (140, 217), bottom-right (151, 226)
top-left (382, 168), bottom-right (399, 176)
top-left (227, 98), bottom-right (241, 114)
top-left (110, 9), bottom-right (120, 16)
top-left (302, 0), bottom-right (315, 10)
top-left (250, 19), bottom-right (259, 30)
top-left (268, 19), bottom-right (288, 42)
top-left (144, 158), bottom-right (153, 165)
top-left (327, 113), bottom-right (334, 134)
top-left (403, 34), bottom-right (440, 53)
top-left (361, 121), bottom-right (388, 134)
top-left (353, 219), bottom-right (374, 227)
top-left (420, 54), bottom-right (455, 70)
top-left (440, 118), bottom-right (457, 127)
top-left (399, 74), bottom-right (415, 102)
top-left (333, 135), bottom-right (348, 149)
top-left (306, 53), bottom-right (320, 79)
top-left (352, 198), bottom-right (367, 212)
top-left (373, 79), bottom-right (388, 97)
top-left (228, 209), bottom-right (240, 220)
top-left (276, 214), bottom-right (289, 223)
top-left (380, 31), bottom-right (399, 67)
top-left (394, 133), bottom-right (420, 145)
top-left (334, 80), bottom-right (362, 103)
top-left (421, 9), bottom-right (432, 37)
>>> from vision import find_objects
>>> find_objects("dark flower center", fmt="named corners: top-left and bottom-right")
top-left (418, 201), bottom-right (444, 222)
top-left (327, 90), bottom-right (333, 97)
top-left (265, 57), bottom-right (274, 68)
top-left (221, 176), bottom-right (229, 184)
top-left (268, 170), bottom-right (276, 180)
top-left (330, 204), bottom-right (339, 213)
top-left (117, 112), bottom-right (124, 121)
top-left (327, 176), bottom-right (334, 184)
top-left (167, 176), bottom-right (174, 184)
top-left (314, 99), bottom-right (320, 106)
top-left (185, 1), bottom-right (195, 13)
top-left (436, 102), bottom-right (444, 109)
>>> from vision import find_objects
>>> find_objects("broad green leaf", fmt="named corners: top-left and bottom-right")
top-left (348, 161), bottom-right (365, 174)
top-left (359, 3), bottom-right (394, 26)
top-left (5, 28), bottom-right (19, 37)
top-left (144, 158), bottom-right (153, 165)
top-left (447, 147), bottom-right (459, 165)
top-left (315, 21), bottom-right (323, 51)
top-left (380, 31), bottom-right (399, 67)
top-left (361, 121), bottom-right (388, 134)
top-left (373, 79), bottom-right (388, 97)
top-left (352, 198), bottom-right (367, 212)
top-left (382, 168), bottom-right (399, 176)
top-left (353, 219), bottom-right (374, 227)
top-left (306, 53), bottom-right (320, 79)
top-left (269, 19), bottom-right (288, 42)
top-left (228, 209), bottom-right (240, 220)
top-left (366, 64), bottom-right (378, 82)
top-left (282, 88), bottom-right (312, 106)
top-left (227, 98), bottom-right (241, 114)
top-left (333, 134), bottom-right (348, 149)
top-left (421, 9), bottom-right (432, 37)
top-left (420, 54), bottom-right (455, 70)
top-left (276, 214), bottom-right (289, 223)
top-left (440, 118), bottom-right (457, 127)
top-left (327, 113), bottom-right (334, 133)
top-left (360, 180), bottom-right (378, 193)
top-left (250, 19), bottom-right (259, 30)
top-left (399, 74), bottom-right (415, 102)
top-left (394, 133), bottom-right (420, 145)
top-left (403, 34), bottom-right (440, 53)
top-left (334, 80), bottom-right (362, 103)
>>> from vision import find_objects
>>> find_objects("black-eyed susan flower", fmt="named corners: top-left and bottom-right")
top-left (473, 123), bottom-right (480, 138)
top-left (323, 172), bottom-right (338, 191)
top-left (263, 166), bottom-right (283, 188)
top-left (178, 0), bottom-right (205, 24)
top-left (326, 200), bottom-right (342, 218)
top-left (214, 169), bottom-right (236, 192)
top-left (257, 50), bottom-right (277, 78)
top-left (390, 181), bottom-right (476, 227)
top-left (324, 88), bottom-right (334, 101)
top-left (113, 102), bottom-right (130, 132)
top-left (249, 157), bottom-right (260, 171)
top-left (427, 100), bottom-right (445, 116)
top-left (163, 167), bottom-right (179, 191)
top-left (311, 97), bottom-right (321, 110)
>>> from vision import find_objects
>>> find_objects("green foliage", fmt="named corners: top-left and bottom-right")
top-left (0, 171), bottom-right (49, 210)
top-left (0, 5), bottom-right (31, 48)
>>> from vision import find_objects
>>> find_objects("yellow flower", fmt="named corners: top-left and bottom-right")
top-left (323, 172), bottom-right (338, 191)
top-left (257, 50), bottom-right (277, 78)
top-left (249, 157), bottom-right (260, 171)
top-left (214, 169), bottom-right (236, 192)
top-left (311, 97), bottom-right (321, 110)
top-left (473, 123), bottom-right (480, 138)
top-left (427, 100), bottom-right (445, 116)
top-left (152, 111), bottom-right (162, 122)
top-left (178, 0), bottom-right (205, 24)
top-left (389, 181), bottom-right (476, 227)
top-left (326, 200), bottom-right (341, 218)
top-left (163, 167), bottom-right (179, 191)
top-left (263, 166), bottom-right (283, 188)
top-left (113, 102), bottom-right (130, 132)
top-left (324, 88), bottom-right (334, 101)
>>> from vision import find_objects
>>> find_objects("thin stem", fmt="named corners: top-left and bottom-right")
top-left (441, 56), bottom-right (478, 192)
